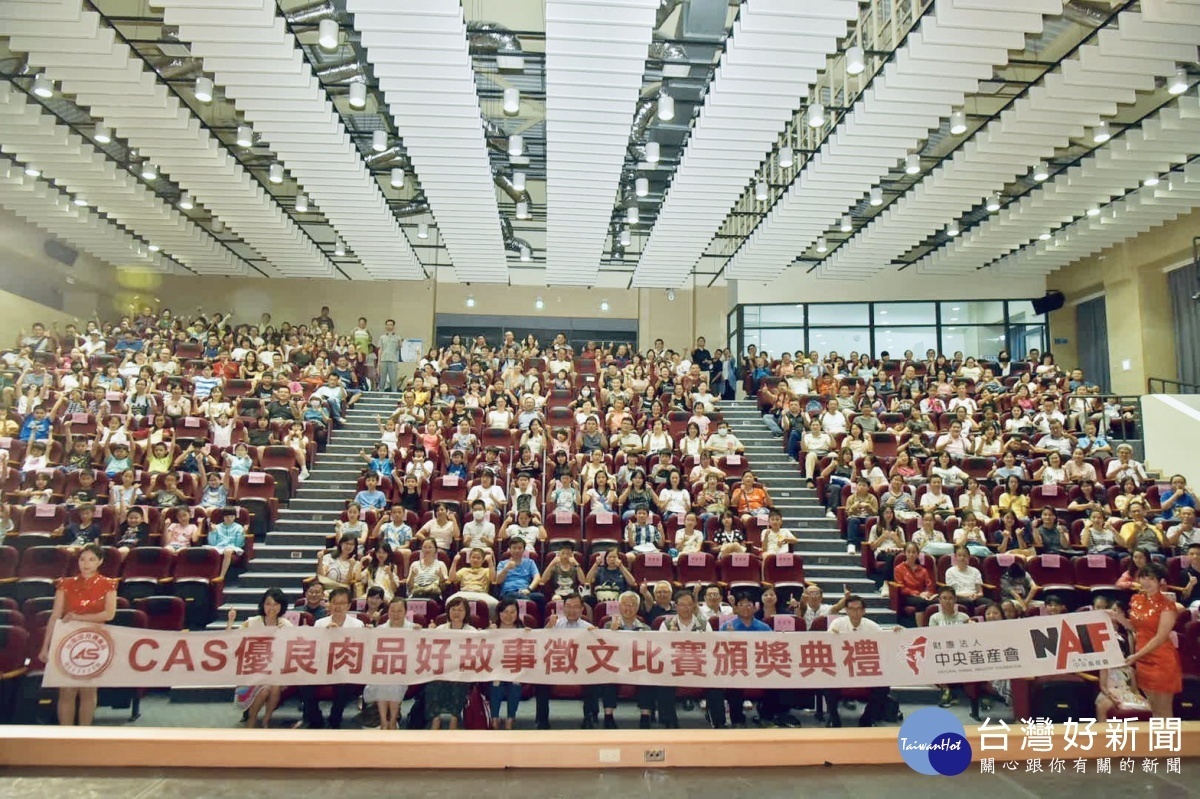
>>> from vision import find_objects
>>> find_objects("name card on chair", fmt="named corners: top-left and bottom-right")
top-left (726, 455), bottom-right (742, 465)
top-left (1086, 555), bottom-right (1107, 568)
top-left (731, 553), bottom-right (750, 568)
top-left (773, 615), bottom-right (797, 632)
top-left (35, 503), bottom-right (58, 517)
top-left (106, 392), bottom-right (124, 402)
top-left (643, 551), bottom-right (665, 567)
top-left (686, 553), bottom-right (707, 567)
top-left (674, 513), bottom-right (687, 525)
top-left (774, 552), bottom-right (794, 567)
top-left (1042, 484), bottom-right (1059, 496)
top-left (70, 413), bottom-right (89, 424)
top-left (996, 554), bottom-right (1015, 567)
top-left (554, 510), bottom-right (574, 524)
top-left (443, 475), bottom-right (460, 487)
top-left (247, 472), bottom-right (267, 484)
top-left (408, 600), bottom-right (429, 615)
top-left (594, 511), bottom-right (614, 525)
top-left (0, 438), bottom-right (10, 448)
top-left (1042, 554), bottom-right (1063, 568)
top-left (184, 417), bottom-right (202, 428)
top-left (283, 611), bottom-right (305, 626)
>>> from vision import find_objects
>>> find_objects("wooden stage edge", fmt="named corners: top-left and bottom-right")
top-left (2, 723), bottom-right (1199, 769)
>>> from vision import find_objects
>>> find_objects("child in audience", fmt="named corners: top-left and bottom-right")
top-left (164, 506), bottom-right (200, 552)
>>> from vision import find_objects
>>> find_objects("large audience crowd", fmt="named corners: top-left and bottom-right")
top-left (3, 306), bottom-right (1194, 732)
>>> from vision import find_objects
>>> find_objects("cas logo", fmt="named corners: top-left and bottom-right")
top-left (1029, 620), bottom-right (1113, 670)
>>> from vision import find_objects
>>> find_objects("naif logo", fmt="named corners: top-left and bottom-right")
top-left (1029, 619), bottom-right (1113, 671)
top-left (897, 707), bottom-right (972, 776)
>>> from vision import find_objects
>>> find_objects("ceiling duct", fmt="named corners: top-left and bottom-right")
top-left (628, 82), bottom-right (663, 160)
top-left (156, 57), bottom-right (203, 81)
top-left (364, 145), bottom-right (407, 169)
top-left (467, 22), bottom-right (524, 60)
top-left (1062, 0), bottom-right (1109, 27)
top-left (285, 1), bottom-right (337, 25)
top-left (499, 215), bottom-right (532, 255)
top-left (656, 0), bottom-right (686, 31)
top-left (648, 41), bottom-right (687, 63)
top-left (392, 201), bottom-right (426, 217)
top-left (493, 167), bottom-right (530, 205)
top-left (315, 59), bottom-right (365, 84)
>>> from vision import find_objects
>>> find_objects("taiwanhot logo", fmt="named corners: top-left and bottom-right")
top-left (897, 707), bottom-right (973, 776)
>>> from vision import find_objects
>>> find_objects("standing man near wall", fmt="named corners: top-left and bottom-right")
top-left (378, 319), bottom-right (401, 393)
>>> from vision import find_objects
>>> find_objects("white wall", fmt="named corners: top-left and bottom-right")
top-left (1140, 394), bottom-right (1200, 478)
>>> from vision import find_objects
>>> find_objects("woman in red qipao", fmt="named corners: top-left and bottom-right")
top-left (39, 543), bottom-right (118, 725)
top-left (1118, 562), bottom-right (1183, 719)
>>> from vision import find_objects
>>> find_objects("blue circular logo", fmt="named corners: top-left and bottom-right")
top-left (897, 707), bottom-right (973, 776)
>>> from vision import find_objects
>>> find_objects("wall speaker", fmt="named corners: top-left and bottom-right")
top-left (1030, 290), bottom-right (1065, 315)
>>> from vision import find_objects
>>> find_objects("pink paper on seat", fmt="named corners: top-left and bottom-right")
top-left (643, 551), bottom-right (665, 567)
top-left (686, 553), bottom-right (706, 566)
top-left (774, 552), bottom-right (794, 567)
top-left (731, 553), bottom-right (750, 568)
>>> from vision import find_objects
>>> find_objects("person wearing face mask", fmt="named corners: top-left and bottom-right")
top-left (704, 423), bottom-right (744, 455)
top-left (461, 499), bottom-right (497, 550)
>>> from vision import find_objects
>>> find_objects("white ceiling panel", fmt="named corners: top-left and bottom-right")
top-left (543, 0), bottom-right (658, 285)
top-left (348, 0), bottom-right (509, 283)
top-left (631, 0), bottom-right (859, 288)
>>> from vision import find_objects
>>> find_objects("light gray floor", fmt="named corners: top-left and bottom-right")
top-left (0, 764), bottom-right (1195, 799)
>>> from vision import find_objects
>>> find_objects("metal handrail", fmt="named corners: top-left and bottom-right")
top-left (1147, 377), bottom-right (1200, 394)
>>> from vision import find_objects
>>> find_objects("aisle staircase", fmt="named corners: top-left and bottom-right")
top-left (218, 391), bottom-right (397, 622)
top-left (719, 400), bottom-right (891, 623)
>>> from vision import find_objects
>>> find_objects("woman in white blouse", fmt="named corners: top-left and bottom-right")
top-left (643, 418), bottom-right (673, 455)
top-left (656, 469), bottom-right (692, 517)
top-left (1034, 450), bottom-right (1069, 487)
top-left (678, 422), bottom-right (704, 460)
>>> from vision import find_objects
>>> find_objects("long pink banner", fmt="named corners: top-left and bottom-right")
top-left (44, 612), bottom-right (1122, 689)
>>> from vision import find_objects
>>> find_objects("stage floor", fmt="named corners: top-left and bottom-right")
top-left (1, 763), bottom-right (1196, 799)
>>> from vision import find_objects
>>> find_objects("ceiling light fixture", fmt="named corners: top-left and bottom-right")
top-left (1086, 205), bottom-right (1100, 217)
top-left (503, 87), bottom-right (520, 115)
top-left (815, 236), bottom-right (828, 253)
top-left (73, 196), bottom-right (87, 207)
top-left (806, 102), bottom-right (825, 128)
top-left (32, 74), bottom-right (54, 99)
top-left (619, 228), bottom-right (631, 247)
top-left (508, 134), bottom-right (524, 157)
top-left (1143, 174), bottom-right (1160, 187)
top-left (141, 163), bottom-right (157, 181)
top-left (235, 125), bottom-right (253, 147)
top-left (658, 92), bottom-right (675, 121)
top-left (644, 141), bottom-right (660, 163)
top-left (535, 296), bottom-right (544, 310)
top-left (949, 109), bottom-right (967, 135)
top-left (1032, 163), bottom-right (1049, 182)
top-left (869, 187), bottom-right (883, 206)
top-left (512, 171), bottom-right (526, 192)
top-left (904, 153), bottom-right (920, 175)
top-left (295, 193), bottom-right (308, 213)
top-left (666, 289), bottom-right (676, 302)
top-left (148, 244), bottom-right (160, 253)
top-left (779, 146), bottom-right (794, 169)
top-left (334, 238), bottom-right (346, 256)
top-left (1092, 121), bottom-right (1111, 144)
top-left (194, 76), bottom-right (214, 103)
top-left (268, 163), bottom-right (284, 184)
top-left (417, 222), bottom-right (429, 239)
top-left (520, 245), bottom-right (531, 262)
top-left (22, 164), bottom-right (39, 177)
top-left (1168, 66), bottom-right (1189, 96)
top-left (635, 176), bottom-right (648, 197)
top-left (93, 123), bottom-right (112, 144)
top-left (212, 219), bottom-right (224, 233)
top-left (318, 18), bottom-right (339, 51)
top-left (517, 200), bottom-right (531, 220)
top-left (840, 215), bottom-right (852, 233)
top-left (466, 295), bottom-right (476, 308)
top-left (349, 81), bottom-right (367, 108)
top-left (371, 129), bottom-right (387, 152)
top-left (626, 205), bottom-right (638, 224)
top-left (600, 300), bottom-right (610, 313)
top-left (846, 45), bottom-right (865, 76)
top-left (755, 181), bottom-right (768, 202)
top-left (947, 221), bottom-right (960, 237)
top-left (1039, 231), bottom-right (1051, 241)
top-left (986, 195), bottom-right (1001, 212)
top-left (178, 192), bottom-right (193, 210)
top-left (390, 169), bottom-right (405, 189)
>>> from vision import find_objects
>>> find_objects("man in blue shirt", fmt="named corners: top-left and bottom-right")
top-left (495, 538), bottom-right (544, 608)
top-left (714, 591), bottom-right (784, 728)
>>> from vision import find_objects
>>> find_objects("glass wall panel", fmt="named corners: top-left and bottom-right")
top-left (759, 305), bottom-right (805, 326)
top-left (760, 328), bottom-right (806, 358)
top-left (942, 325), bottom-right (1007, 360)
top-left (808, 327), bottom-right (871, 359)
top-left (808, 303), bottom-right (869, 326)
top-left (875, 303), bottom-right (937, 326)
top-left (875, 327), bottom-right (938, 359)
top-left (1007, 324), bottom-right (1046, 358)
